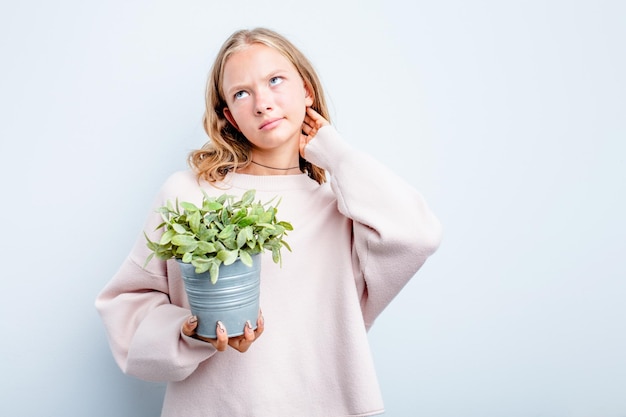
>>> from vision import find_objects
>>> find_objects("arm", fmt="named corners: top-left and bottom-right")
top-left (95, 255), bottom-right (217, 382)
top-left (302, 109), bottom-right (443, 328)
top-left (95, 176), bottom-right (218, 382)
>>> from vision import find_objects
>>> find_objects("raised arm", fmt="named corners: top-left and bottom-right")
top-left (302, 108), bottom-right (443, 328)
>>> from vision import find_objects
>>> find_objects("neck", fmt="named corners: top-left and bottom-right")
top-left (250, 160), bottom-right (300, 171)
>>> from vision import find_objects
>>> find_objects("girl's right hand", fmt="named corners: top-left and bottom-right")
top-left (182, 311), bottom-right (264, 352)
top-left (300, 107), bottom-right (330, 157)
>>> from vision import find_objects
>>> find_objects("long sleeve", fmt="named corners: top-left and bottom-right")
top-left (95, 181), bottom-right (218, 382)
top-left (304, 125), bottom-right (443, 328)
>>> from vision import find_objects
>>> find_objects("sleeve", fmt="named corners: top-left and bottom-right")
top-left (304, 126), bottom-right (443, 328)
top-left (95, 175), bottom-right (217, 382)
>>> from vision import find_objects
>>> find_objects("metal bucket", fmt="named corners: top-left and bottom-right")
top-left (178, 254), bottom-right (260, 338)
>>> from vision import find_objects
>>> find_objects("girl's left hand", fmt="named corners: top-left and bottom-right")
top-left (300, 107), bottom-right (329, 157)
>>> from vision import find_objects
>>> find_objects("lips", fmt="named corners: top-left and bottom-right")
top-left (259, 118), bottom-right (283, 130)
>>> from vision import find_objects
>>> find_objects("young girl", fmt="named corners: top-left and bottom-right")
top-left (96, 27), bottom-right (442, 417)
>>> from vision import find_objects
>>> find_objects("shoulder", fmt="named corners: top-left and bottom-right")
top-left (162, 170), bottom-right (198, 189)
top-left (157, 170), bottom-right (204, 202)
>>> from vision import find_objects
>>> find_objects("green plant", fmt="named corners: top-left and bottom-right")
top-left (145, 189), bottom-right (293, 283)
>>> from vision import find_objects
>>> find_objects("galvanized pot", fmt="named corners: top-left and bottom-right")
top-left (178, 254), bottom-right (260, 338)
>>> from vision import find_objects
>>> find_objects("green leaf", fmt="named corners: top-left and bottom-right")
top-left (221, 238), bottom-right (236, 250)
top-left (182, 252), bottom-right (192, 263)
top-left (237, 215), bottom-right (258, 227)
top-left (196, 241), bottom-right (216, 254)
top-left (281, 239), bottom-right (292, 252)
top-left (155, 248), bottom-right (173, 260)
top-left (176, 244), bottom-right (197, 254)
top-left (180, 201), bottom-right (199, 212)
top-left (209, 262), bottom-right (220, 284)
top-left (259, 211), bottom-right (273, 223)
top-left (236, 228), bottom-right (248, 248)
top-left (279, 221), bottom-right (294, 231)
top-left (239, 250), bottom-right (253, 267)
top-left (143, 252), bottom-right (155, 268)
top-left (217, 224), bottom-right (235, 240)
top-left (216, 193), bottom-right (230, 204)
top-left (230, 209), bottom-right (246, 225)
top-left (159, 229), bottom-right (176, 245)
top-left (172, 223), bottom-right (187, 234)
top-left (204, 200), bottom-right (223, 211)
top-left (272, 246), bottom-right (280, 264)
top-left (217, 249), bottom-right (238, 265)
top-left (188, 211), bottom-right (201, 234)
top-left (195, 262), bottom-right (210, 274)
top-left (241, 189), bottom-right (256, 205)
top-left (171, 235), bottom-right (197, 246)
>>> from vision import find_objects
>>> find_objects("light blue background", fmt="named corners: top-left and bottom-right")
top-left (1, 1), bottom-right (624, 416)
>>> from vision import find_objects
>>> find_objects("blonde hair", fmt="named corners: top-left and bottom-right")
top-left (189, 28), bottom-right (330, 184)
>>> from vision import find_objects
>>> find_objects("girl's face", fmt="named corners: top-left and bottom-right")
top-left (222, 43), bottom-right (313, 156)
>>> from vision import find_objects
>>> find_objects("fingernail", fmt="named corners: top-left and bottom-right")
top-left (188, 316), bottom-right (197, 324)
top-left (217, 321), bottom-right (225, 333)
top-left (246, 320), bottom-right (253, 330)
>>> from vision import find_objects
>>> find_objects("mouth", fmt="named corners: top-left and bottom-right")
top-left (259, 118), bottom-right (283, 130)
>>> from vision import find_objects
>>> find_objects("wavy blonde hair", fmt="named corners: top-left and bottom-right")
top-left (189, 28), bottom-right (330, 184)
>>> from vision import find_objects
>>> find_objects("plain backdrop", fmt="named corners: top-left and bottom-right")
top-left (1, 1), bottom-right (624, 416)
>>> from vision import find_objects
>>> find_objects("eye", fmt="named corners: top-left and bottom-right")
top-left (269, 76), bottom-right (283, 86)
top-left (234, 90), bottom-right (249, 100)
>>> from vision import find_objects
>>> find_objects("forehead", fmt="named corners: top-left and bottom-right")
top-left (222, 43), bottom-right (298, 87)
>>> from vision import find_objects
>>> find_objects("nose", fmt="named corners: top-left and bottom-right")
top-left (254, 88), bottom-right (273, 115)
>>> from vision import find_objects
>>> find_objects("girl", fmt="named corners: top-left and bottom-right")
top-left (96, 27), bottom-right (442, 417)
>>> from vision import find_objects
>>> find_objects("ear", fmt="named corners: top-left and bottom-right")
top-left (223, 108), bottom-right (240, 131)
top-left (304, 83), bottom-right (314, 107)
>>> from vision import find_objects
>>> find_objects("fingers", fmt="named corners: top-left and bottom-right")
top-left (242, 310), bottom-right (265, 345)
top-left (300, 107), bottom-right (330, 156)
top-left (304, 107), bottom-right (329, 128)
top-left (214, 321), bottom-right (228, 351)
top-left (227, 320), bottom-right (254, 353)
top-left (301, 121), bottom-right (319, 138)
top-left (182, 316), bottom-right (198, 337)
top-left (182, 316), bottom-right (224, 349)
top-left (305, 107), bottom-right (329, 125)
top-left (255, 310), bottom-right (265, 337)
top-left (300, 115), bottom-right (319, 155)
top-left (228, 310), bottom-right (265, 353)
top-left (184, 314), bottom-right (264, 353)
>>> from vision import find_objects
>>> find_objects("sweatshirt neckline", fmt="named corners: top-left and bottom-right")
top-left (218, 172), bottom-right (320, 192)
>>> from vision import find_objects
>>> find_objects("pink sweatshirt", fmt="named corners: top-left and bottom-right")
top-left (95, 126), bottom-right (442, 417)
